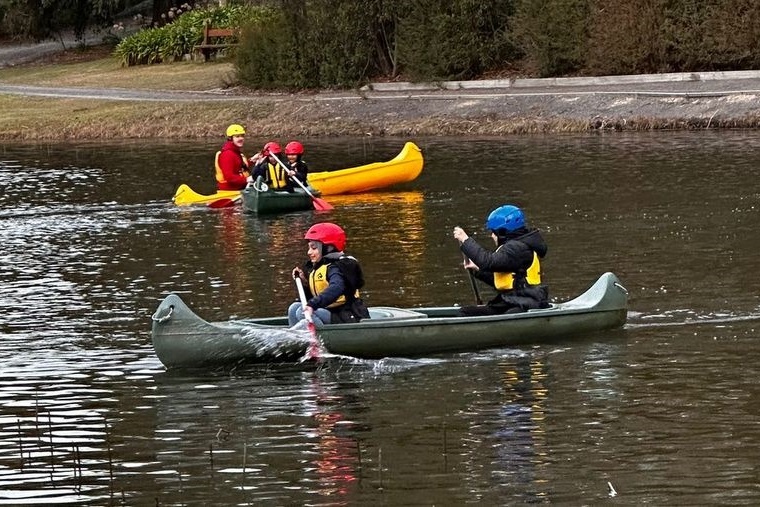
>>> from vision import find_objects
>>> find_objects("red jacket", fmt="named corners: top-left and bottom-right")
top-left (215, 141), bottom-right (250, 190)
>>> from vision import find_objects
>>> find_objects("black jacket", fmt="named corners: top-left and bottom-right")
top-left (302, 252), bottom-right (370, 323)
top-left (460, 227), bottom-right (549, 311)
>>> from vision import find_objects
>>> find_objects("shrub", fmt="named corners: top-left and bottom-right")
top-left (509, 0), bottom-right (590, 77)
top-left (395, 0), bottom-right (519, 81)
top-left (113, 4), bottom-right (266, 66)
top-left (235, 0), bottom-right (378, 89)
top-left (585, 0), bottom-right (670, 75)
top-left (234, 9), bottom-right (293, 89)
top-left (585, 0), bottom-right (760, 75)
top-left (667, 0), bottom-right (760, 71)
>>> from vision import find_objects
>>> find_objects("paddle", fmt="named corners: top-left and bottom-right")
top-left (294, 274), bottom-right (321, 359)
top-left (268, 152), bottom-right (334, 211)
top-left (207, 177), bottom-right (266, 208)
top-left (207, 196), bottom-right (241, 208)
top-left (463, 254), bottom-right (483, 305)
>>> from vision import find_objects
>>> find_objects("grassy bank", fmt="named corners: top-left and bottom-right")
top-left (0, 48), bottom-right (595, 140)
top-left (0, 95), bottom-right (266, 139)
top-left (0, 52), bottom-right (430, 140)
top-left (0, 53), bottom-right (255, 139)
top-left (4, 47), bottom-right (755, 140)
top-left (0, 50), bottom-right (236, 90)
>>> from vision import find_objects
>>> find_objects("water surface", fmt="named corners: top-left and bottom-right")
top-left (1, 132), bottom-right (759, 504)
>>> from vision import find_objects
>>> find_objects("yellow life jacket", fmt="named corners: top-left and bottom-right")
top-left (308, 262), bottom-right (362, 309)
top-left (214, 150), bottom-right (250, 185)
top-left (266, 162), bottom-right (289, 190)
top-left (494, 252), bottom-right (542, 290)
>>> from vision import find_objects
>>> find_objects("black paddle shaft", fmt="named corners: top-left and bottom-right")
top-left (463, 254), bottom-right (483, 305)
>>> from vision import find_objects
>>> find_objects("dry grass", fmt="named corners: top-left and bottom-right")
top-left (6, 91), bottom-right (751, 140)
top-left (0, 49), bottom-right (236, 91)
top-left (0, 96), bottom-right (271, 139)
top-left (0, 50), bottom-right (265, 139)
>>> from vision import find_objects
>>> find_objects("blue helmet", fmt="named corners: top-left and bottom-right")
top-left (485, 205), bottom-right (525, 232)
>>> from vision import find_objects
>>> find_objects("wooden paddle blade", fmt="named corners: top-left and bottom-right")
top-left (207, 197), bottom-right (239, 208)
top-left (311, 197), bottom-right (334, 211)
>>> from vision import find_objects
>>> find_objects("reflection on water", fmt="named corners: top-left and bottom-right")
top-left (492, 358), bottom-right (548, 501)
top-left (305, 375), bottom-right (361, 501)
top-left (1, 133), bottom-right (760, 504)
top-left (459, 355), bottom-right (551, 503)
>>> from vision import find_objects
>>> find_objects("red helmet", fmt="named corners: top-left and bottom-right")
top-left (304, 222), bottom-right (346, 251)
top-left (285, 141), bottom-right (304, 155)
top-left (263, 141), bottom-right (281, 155)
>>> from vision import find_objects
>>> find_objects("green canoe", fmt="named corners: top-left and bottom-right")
top-left (150, 272), bottom-right (628, 369)
top-left (240, 179), bottom-right (319, 214)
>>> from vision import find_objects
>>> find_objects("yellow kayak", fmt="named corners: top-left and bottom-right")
top-left (172, 141), bottom-right (423, 206)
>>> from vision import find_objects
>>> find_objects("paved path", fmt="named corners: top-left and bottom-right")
top-left (4, 32), bottom-right (760, 101)
top-left (3, 70), bottom-right (760, 102)
top-left (364, 70), bottom-right (760, 95)
top-left (0, 32), bottom-right (100, 68)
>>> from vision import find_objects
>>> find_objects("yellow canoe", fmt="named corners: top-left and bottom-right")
top-left (172, 185), bottom-right (241, 206)
top-left (308, 141), bottom-right (423, 195)
top-left (172, 141), bottom-right (424, 206)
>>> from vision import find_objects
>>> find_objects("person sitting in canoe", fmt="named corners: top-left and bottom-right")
top-left (453, 204), bottom-right (549, 316)
top-left (288, 222), bottom-right (370, 327)
top-left (283, 141), bottom-right (309, 186)
top-left (250, 141), bottom-right (300, 192)
top-left (215, 124), bottom-right (253, 191)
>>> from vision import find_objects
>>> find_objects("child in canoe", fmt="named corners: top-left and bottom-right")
top-left (251, 141), bottom-right (307, 192)
top-left (288, 222), bottom-right (370, 326)
top-left (283, 141), bottom-right (309, 187)
top-left (453, 204), bottom-right (550, 316)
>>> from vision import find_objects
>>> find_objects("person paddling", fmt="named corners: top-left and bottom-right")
top-left (283, 141), bottom-right (309, 187)
top-left (453, 204), bottom-right (549, 316)
top-left (215, 124), bottom-right (253, 191)
top-left (250, 141), bottom-right (291, 191)
top-left (288, 222), bottom-right (370, 327)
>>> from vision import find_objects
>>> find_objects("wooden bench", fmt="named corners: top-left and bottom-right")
top-left (194, 21), bottom-right (238, 62)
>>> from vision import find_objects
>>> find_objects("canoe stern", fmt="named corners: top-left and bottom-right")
top-left (320, 272), bottom-right (628, 359)
top-left (241, 187), bottom-right (316, 214)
